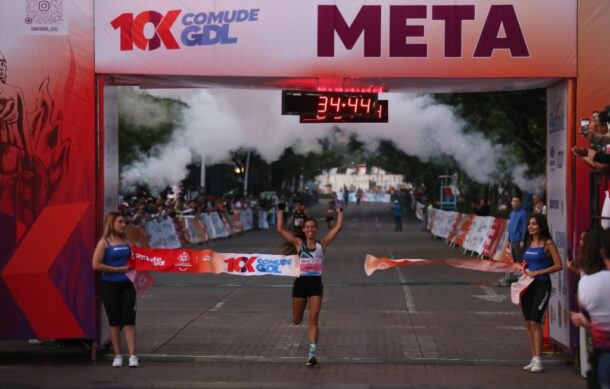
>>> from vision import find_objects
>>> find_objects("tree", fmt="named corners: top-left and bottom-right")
top-left (118, 88), bottom-right (187, 167)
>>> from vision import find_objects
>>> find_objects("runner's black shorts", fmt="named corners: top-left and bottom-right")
top-left (292, 276), bottom-right (323, 298)
top-left (101, 280), bottom-right (136, 326)
top-left (521, 279), bottom-right (551, 323)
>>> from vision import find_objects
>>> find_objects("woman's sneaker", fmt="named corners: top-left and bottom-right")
top-left (112, 355), bottom-right (123, 367)
top-left (128, 355), bottom-right (139, 368)
top-left (523, 358), bottom-right (534, 371)
top-left (530, 358), bottom-right (543, 373)
top-left (306, 355), bottom-right (317, 367)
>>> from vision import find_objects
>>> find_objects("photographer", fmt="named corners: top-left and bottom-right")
top-left (572, 106), bottom-right (610, 170)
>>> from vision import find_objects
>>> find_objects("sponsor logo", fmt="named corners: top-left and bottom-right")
top-left (224, 256), bottom-right (292, 274)
top-left (554, 230), bottom-right (566, 249)
top-left (549, 147), bottom-right (563, 172)
top-left (175, 251), bottom-right (192, 272)
top-left (557, 150), bottom-right (564, 169)
top-left (111, 8), bottom-right (260, 51)
top-left (133, 252), bottom-right (166, 267)
top-left (318, 4), bottom-right (530, 58)
top-left (549, 101), bottom-right (565, 134)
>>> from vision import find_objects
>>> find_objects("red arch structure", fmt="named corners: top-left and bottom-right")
top-left (0, 0), bottom-right (608, 356)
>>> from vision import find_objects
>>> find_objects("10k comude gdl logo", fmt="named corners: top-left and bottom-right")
top-left (111, 8), bottom-right (260, 51)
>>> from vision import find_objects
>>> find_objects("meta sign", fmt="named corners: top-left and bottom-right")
top-left (318, 4), bottom-right (529, 58)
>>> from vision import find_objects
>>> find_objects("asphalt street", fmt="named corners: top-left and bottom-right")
top-left (0, 203), bottom-right (585, 388)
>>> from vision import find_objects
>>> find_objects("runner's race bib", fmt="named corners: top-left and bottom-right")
top-left (300, 257), bottom-right (322, 276)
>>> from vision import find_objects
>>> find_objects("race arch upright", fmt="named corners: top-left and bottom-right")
top-left (0, 0), bottom-right (608, 355)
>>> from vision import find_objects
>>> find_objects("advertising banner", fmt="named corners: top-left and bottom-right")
top-left (131, 247), bottom-right (300, 277)
top-left (546, 80), bottom-right (570, 348)
top-left (94, 0), bottom-right (576, 79)
top-left (462, 216), bottom-right (495, 254)
top-left (481, 218), bottom-right (506, 258)
top-left (144, 216), bottom-right (182, 249)
top-left (430, 209), bottom-right (459, 240)
top-left (0, 1), bottom-right (96, 340)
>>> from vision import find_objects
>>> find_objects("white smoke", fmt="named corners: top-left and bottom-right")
top-left (511, 164), bottom-right (546, 194)
top-left (120, 88), bottom-right (543, 193)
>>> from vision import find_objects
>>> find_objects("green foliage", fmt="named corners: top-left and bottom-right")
top-left (434, 89), bottom-right (546, 175)
top-left (118, 88), bottom-right (187, 167)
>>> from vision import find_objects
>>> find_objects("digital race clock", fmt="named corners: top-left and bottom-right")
top-left (282, 90), bottom-right (388, 123)
top-left (300, 100), bottom-right (388, 123)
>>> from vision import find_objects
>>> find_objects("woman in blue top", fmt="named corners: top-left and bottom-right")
top-left (92, 212), bottom-right (139, 368)
top-left (277, 205), bottom-right (344, 367)
top-left (520, 213), bottom-right (563, 373)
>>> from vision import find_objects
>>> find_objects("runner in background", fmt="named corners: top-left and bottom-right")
top-left (91, 212), bottom-right (139, 368)
top-left (277, 205), bottom-right (344, 367)
top-left (520, 214), bottom-right (562, 373)
top-left (288, 198), bottom-right (309, 231)
top-left (325, 200), bottom-right (336, 229)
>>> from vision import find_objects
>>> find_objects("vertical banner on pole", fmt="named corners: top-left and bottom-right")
top-left (546, 80), bottom-right (570, 348)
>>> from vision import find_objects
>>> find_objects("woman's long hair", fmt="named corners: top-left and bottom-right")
top-left (580, 230), bottom-right (604, 275)
top-left (524, 213), bottom-right (552, 248)
top-left (280, 229), bottom-right (306, 255)
top-left (102, 212), bottom-right (127, 241)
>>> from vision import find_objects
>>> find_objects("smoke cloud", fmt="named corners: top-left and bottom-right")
top-left (120, 88), bottom-right (542, 194)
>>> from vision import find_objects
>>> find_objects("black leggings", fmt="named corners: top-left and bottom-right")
top-left (521, 279), bottom-right (551, 323)
top-left (101, 280), bottom-right (136, 327)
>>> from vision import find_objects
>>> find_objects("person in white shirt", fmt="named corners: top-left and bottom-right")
top-left (571, 229), bottom-right (610, 389)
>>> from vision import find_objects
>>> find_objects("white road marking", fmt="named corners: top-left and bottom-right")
top-left (391, 248), bottom-right (417, 314)
top-left (472, 286), bottom-right (508, 303)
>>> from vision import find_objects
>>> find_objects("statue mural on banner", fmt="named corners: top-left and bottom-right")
top-left (0, 51), bottom-right (71, 228)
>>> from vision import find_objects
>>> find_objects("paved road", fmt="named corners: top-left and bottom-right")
top-left (0, 203), bottom-right (584, 388)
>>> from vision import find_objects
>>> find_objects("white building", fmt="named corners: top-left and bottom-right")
top-left (315, 165), bottom-right (405, 194)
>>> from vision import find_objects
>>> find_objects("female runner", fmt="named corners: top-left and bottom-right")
top-left (277, 206), bottom-right (344, 366)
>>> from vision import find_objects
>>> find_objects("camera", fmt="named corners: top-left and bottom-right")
top-left (580, 118), bottom-right (589, 135)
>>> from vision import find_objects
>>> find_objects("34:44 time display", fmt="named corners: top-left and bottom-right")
top-left (316, 95), bottom-right (375, 116)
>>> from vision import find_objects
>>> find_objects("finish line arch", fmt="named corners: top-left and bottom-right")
top-left (0, 0), bottom-right (608, 359)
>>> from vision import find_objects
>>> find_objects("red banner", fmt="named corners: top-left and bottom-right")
top-left (131, 247), bottom-right (300, 277)
top-left (364, 254), bottom-right (522, 276)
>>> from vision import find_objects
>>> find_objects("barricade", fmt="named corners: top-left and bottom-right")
top-left (430, 209), bottom-right (459, 239)
top-left (422, 207), bottom-right (514, 262)
top-left (144, 216), bottom-right (182, 249)
top-left (239, 208), bottom-right (254, 231)
top-left (462, 216), bottom-right (495, 254)
top-left (176, 215), bottom-right (208, 244)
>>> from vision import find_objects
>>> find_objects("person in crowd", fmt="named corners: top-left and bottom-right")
top-left (475, 199), bottom-right (490, 216)
top-left (325, 200), bottom-right (336, 229)
top-left (288, 198), bottom-right (310, 231)
top-left (356, 188), bottom-right (364, 206)
top-left (589, 111), bottom-right (608, 135)
top-left (573, 106), bottom-right (610, 169)
top-left (392, 199), bottom-right (403, 231)
top-left (343, 185), bottom-right (349, 208)
top-left (499, 195), bottom-right (529, 286)
top-left (532, 194), bottom-right (546, 215)
top-left (91, 212), bottom-right (139, 368)
top-left (566, 230), bottom-right (604, 275)
top-left (570, 229), bottom-right (610, 388)
top-left (276, 204), bottom-right (344, 367)
top-left (520, 214), bottom-right (563, 373)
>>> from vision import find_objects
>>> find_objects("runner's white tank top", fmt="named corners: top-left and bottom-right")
top-left (299, 241), bottom-right (324, 276)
